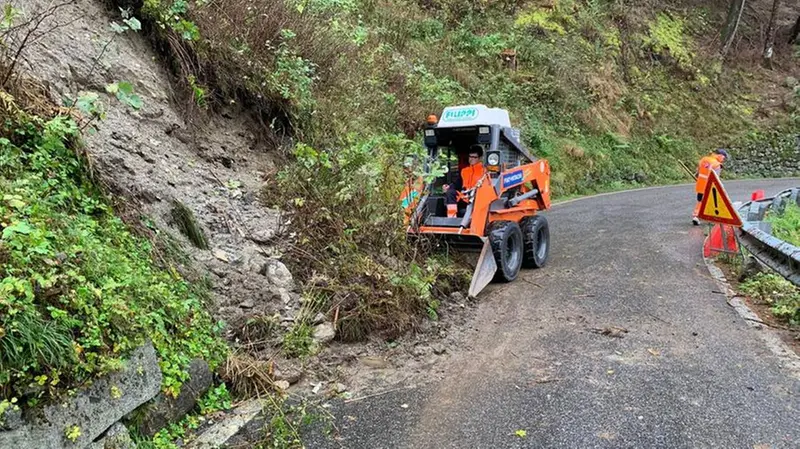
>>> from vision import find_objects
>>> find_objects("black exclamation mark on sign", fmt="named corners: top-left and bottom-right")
top-left (712, 187), bottom-right (719, 215)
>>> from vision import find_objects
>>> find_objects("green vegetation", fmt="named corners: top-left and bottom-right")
top-left (134, 382), bottom-right (233, 449)
top-left (0, 397), bottom-right (18, 427)
top-left (766, 203), bottom-right (800, 247)
top-left (269, 135), bottom-right (470, 342)
top-left (281, 323), bottom-right (315, 358)
top-left (260, 393), bottom-right (333, 449)
top-left (125, 0), bottom-right (778, 194)
top-left (0, 92), bottom-right (226, 406)
top-left (740, 272), bottom-right (800, 326)
top-left (170, 199), bottom-right (209, 250)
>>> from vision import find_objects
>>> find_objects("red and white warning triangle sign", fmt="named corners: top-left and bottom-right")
top-left (697, 170), bottom-right (742, 227)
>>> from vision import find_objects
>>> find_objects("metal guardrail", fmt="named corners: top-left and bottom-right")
top-left (736, 187), bottom-right (800, 286)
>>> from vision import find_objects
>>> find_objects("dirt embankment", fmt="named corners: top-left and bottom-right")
top-left (20, 0), bottom-right (294, 343)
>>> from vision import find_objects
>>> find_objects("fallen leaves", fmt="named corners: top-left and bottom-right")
top-left (515, 429), bottom-right (527, 438)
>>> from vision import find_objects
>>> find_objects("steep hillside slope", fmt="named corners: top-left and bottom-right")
top-left (20, 0), bottom-right (295, 336)
top-left (129, 0), bottom-right (799, 187)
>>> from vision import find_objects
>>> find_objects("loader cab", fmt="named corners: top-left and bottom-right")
top-left (420, 105), bottom-right (537, 220)
top-left (405, 105), bottom-right (553, 299)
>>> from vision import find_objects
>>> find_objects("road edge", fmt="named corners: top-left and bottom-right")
top-left (702, 256), bottom-right (800, 380)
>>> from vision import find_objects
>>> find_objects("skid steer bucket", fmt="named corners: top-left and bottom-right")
top-left (468, 237), bottom-right (497, 298)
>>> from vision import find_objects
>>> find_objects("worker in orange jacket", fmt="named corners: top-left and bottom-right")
top-left (692, 148), bottom-right (729, 225)
top-left (444, 145), bottom-right (485, 217)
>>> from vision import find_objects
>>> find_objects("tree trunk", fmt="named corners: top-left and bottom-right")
top-left (721, 0), bottom-right (746, 57)
top-left (762, 0), bottom-right (782, 68)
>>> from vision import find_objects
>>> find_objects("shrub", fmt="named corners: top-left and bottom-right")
top-left (267, 134), bottom-right (470, 341)
top-left (766, 203), bottom-right (800, 247)
top-left (740, 272), bottom-right (800, 325)
top-left (0, 94), bottom-right (226, 404)
top-left (641, 13), bottom-right (695, 70)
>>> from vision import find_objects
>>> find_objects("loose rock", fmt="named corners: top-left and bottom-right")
top-left (273, 364), bottom-right (303, 385)
top-left (266, 260), bottom-right (294, 290)
top-left (313, 323), bottom-right (336, 344)
top-left (88, 422), bottom-right (136, 449)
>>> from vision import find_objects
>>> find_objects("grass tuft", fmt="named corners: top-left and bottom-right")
top-left (170, 199), bottom-right (209, 250)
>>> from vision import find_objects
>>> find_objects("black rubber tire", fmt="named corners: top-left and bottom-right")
top-left (521, 215), bottom-right (550, 268)
top-left (489, 221), bottom-right (524, 282)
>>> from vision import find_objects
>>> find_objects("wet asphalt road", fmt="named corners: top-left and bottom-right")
top-left (305, 179), bottom-right (800, 449)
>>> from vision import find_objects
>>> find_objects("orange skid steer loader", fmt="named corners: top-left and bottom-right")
top-left (401, 105), bottom-right (552, 298)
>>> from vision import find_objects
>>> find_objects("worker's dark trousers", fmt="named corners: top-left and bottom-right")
top-left (445, 189), bottom-right (467, 217)
top-left (445, 189), bottom-right (458, 204)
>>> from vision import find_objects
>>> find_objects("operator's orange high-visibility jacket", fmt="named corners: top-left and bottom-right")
top-left (695, 155), bottom-right (721, 194)
top-left (461, 163), bottom-right (485, 190)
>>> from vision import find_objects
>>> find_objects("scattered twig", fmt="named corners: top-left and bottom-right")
top-left (208, 170), bottom-right (226, 188)
top-left (1, 0), bottom-right (77, 87)
top-left (644, 312), bottom-right (671, 325)
top-left (533, 377), bottom-right (560, 384)
top-left (589, 326), bottom-right (628, 338)
top-left (333, 305), bottom-right (340, 329)
top-left (521, 278), bottom-right (543, 288)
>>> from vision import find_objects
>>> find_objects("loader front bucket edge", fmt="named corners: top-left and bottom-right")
top-left (468, 237), bottom-right (496, 298)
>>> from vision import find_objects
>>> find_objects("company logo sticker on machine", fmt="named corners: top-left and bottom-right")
top-left (442, 107), bottom-right (478, 122)
top-left (502, 170), bottom-right (524, 189)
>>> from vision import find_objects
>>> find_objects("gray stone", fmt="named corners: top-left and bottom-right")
top-left (213, 249), bottom-right (231, 263)
top-left (313, 323), bottom-right (336, 344)
top-left (88, 422), bottom-right (136, 449)
top-left (312, 312), bottom-right (327, 325)
top-left (0, 406), bottom-right (22, 431)
top-left (785, 76), bottom-right (798, 88)
top-left (186, 400), bottom-right (264, 449)
top-left (266, 260), bottom-right (294, 290)
top-left (449, 292), bottom-right (465, 303)
top-left (0, 342), bottom-right (161, 449)
top-left (273, 364), bottom-right (303, 385)
top-left (249, 229), bottom-right (275, 244)
top-left (133, 359), bottom-right (213, 437)
top-left (412, 345), bottom-right (432, 357)
top-left (432, 344), bottom-right (447, 355)
top-left (280, 289), bottom-right (292, 305)
top-left (245, 254), bottom-right (268, 275)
